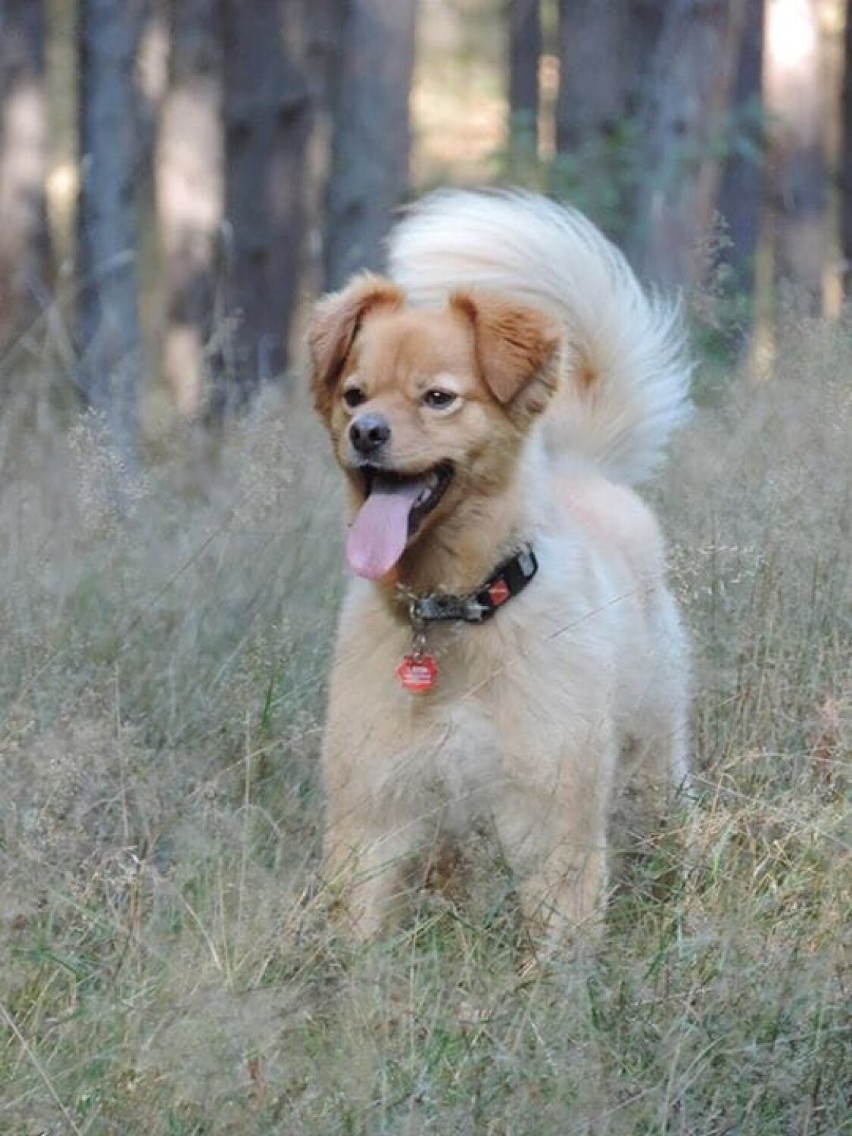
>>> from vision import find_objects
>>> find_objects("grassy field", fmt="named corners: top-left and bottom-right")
top-left (1, 312), bottom-right (849, 1134)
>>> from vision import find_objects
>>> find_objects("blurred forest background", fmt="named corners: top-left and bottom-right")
top-left (2, 0), bottom-right (851, 462)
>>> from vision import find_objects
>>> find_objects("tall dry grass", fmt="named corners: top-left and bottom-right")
top-left (1, 314), bottom-right (849, 1134)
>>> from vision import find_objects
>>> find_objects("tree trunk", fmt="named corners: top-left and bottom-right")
top-left (508, 0), bottom-right (541, 176)
top-left (77, 0), bottom-right (144, 463)
top-left (634, 0), bottom-right (747, 287)
top-left (555, 0), bottom-right (626, 154)
top-left (304, 0), bottom-right (345, 121)
top-left (842, 0), bottom-right (852, 296)
top-left (303, 0), bottom-right (345, 295)
top-left (0, 0), bottom-right (51, 351)
top-left (764, 0), bottom-right (827, 313)
top-left (156, 0), bottom-right (224, 416)
top-left (554, 0), bottom-right (662, 239)
top-left (222, 0), bottom-right (313, 403)
top-left (323, 0), bottom-right (418, 290)
top-left (717, 0), bottom-right (765, 299)
top-left (623, 0), bottom-right (666, 118)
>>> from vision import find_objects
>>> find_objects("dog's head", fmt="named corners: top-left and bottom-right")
top-left (308, 274), bottom-right (560, 581)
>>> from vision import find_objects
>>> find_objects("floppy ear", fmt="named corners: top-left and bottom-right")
top-left (450, 292), bottom-right (560, 418)
top-left (307, 275), bottom-right (405, 421)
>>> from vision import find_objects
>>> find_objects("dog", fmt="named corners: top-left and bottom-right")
top-left (308, 190), bottom-right (691, 945)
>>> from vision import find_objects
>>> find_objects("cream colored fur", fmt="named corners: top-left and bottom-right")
top-left (312, 190), bottom-right (692, 946)
top-left (389, 189), bottom-right (692, 485)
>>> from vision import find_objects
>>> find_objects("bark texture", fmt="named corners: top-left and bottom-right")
top-left (554, 0), bottom-right (663, 239)
top-left (634, 0), bottom-right (747, 287)
top-left (556, 0), bottom-right (625, 154)
top-left (843, 0), bottom-right (852, 296)
top-left (222, 0), bottom-right (313, 399)
top-left (77, 0), bottom-right (143, 460)
top-left (508, 0), bottom-right (541, 174)
top-left (717, 0), bottom-right (765, 297)
top-left (323, 0), bottom-right (417, 290)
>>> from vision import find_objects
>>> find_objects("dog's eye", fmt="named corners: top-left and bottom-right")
top-left (343, 387), bottom-right (366, 409)
top-left (422, 389), bottom-right (457, 410)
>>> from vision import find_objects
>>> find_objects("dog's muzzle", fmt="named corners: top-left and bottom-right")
top-left (349, 412), bottom-right (391, 457)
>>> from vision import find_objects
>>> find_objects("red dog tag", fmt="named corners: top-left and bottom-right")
top-left (396, 653), bottom-right (439, 693)
top-left (488, 578), bottom-right (511, 606)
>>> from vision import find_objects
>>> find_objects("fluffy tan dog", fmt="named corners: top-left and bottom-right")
top-left (308, 190), bottom-right (691, 945)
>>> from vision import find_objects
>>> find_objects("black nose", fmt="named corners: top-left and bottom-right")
top-left (349, 413), bottom-right (391, 455)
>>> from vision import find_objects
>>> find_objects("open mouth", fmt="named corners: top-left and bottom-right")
top-left (346, 461), bottom-right (454, 580)
top-left (360, 462), bottom-right (453, 526)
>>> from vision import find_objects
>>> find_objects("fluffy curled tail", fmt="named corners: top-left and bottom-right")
top-left (387, 189), bottom-right (692, 485)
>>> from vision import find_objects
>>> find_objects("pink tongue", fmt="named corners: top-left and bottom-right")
top-left (346, 480), bottom-right (425, 579)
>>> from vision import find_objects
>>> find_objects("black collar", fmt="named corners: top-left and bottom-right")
top-left (403, 545), bottom-right (538, 625)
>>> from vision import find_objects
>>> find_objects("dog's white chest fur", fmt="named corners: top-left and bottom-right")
top-left (412, 699), bottom-right (505, 831)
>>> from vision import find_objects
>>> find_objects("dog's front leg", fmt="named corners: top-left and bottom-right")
top-left (320, 704), bottom-right (430, 939)
top-left (322, 807), bottom-right (424, 940)
top-left (490, 755), bottom-right (614, 951)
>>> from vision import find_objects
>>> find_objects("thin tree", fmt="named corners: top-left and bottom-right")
top-left (623, 0), bottom-right (667, 118)
top-left (842, 0), bottom-right (852, 297)
top-left (764, 0), bottom-right (827, 312)
top-left (77, 0), bottom-right (144, 463)
top-left (633, 0), bottom-right (747, 287)
top-left (717, 0), bottom-right (765, 302)
top-left (0, 0), bottom-right (51, 352)
top-left (323, 0), bottom-right (418, 290)
top-left (303, 0), bottom-right (345, 132)
top-left (508, 0), bottom-right (541, 177)
top-left (554, 0), bottom-right (663, 239)
top-left (302, 0), bottom-right (345, 298)
top-left (556, 0), bottom-right (625, 154)
top-left (156, 0), bottom-right (224, 416)
top-left (222, 0), bottom-right (313, 403)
